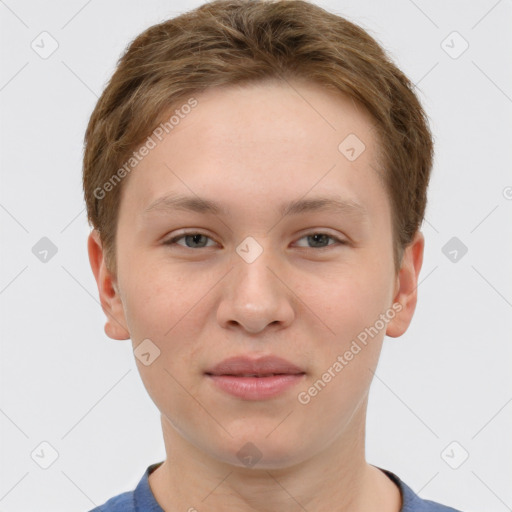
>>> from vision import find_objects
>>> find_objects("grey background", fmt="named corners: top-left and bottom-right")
top-left (1, 0), bottom-right (511, 510)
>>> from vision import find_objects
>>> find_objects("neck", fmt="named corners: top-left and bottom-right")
top-left (149, 397), bottom-right (402, 512)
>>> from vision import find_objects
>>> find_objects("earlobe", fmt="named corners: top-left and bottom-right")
top-left (87, 230), bottom-right (130, 340)
top-left (385, 231), bottom-right (424, 338)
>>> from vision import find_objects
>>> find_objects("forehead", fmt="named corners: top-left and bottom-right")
top-left (174, 78), bottom-right (379, 158)
top-left (121, 78), bottom-right (388, 223)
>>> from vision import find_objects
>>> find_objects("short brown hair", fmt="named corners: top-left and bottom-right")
top-left (83, 0), bottom-right (433, 275)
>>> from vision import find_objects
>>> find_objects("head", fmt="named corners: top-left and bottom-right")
top-left (85, 0), bottom-right (432, 468)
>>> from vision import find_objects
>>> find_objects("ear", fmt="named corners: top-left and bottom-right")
top-left (87, 229), bottom-right (130, 340)
top-left (386, 230), bottom-right (424, 338)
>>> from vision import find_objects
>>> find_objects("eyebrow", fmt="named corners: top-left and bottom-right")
top-left (143, 193), bottom-right (368, 219)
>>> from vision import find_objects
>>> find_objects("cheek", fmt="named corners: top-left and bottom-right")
top-left (297, 276), bottom-right (388, 424)
top-left (121, 265), bottom-right (211, 382)
top-left (123, 276), bottom-right (208, 416)
top-left (303, 264), bottom-right (392, 388)
top-left (315, 264), bottom-right (392, 334)
top-left (120, 257), bottom-right (200, 339)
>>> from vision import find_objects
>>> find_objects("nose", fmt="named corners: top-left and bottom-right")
top-left (216, 251), bottom-right (295, 335)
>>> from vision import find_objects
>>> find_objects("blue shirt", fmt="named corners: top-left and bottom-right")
top-left (88, 462), bottom-right (463, 511)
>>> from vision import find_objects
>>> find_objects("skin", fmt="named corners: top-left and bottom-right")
top-left (88, 77), bottom-right (424, 512)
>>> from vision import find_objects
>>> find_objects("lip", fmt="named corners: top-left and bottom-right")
top-left (205, 355), bottom-right (306, 400)
top-left (205, 355), bottom-right (305, 376)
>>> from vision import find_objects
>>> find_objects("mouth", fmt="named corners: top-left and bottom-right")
top-left (205, 372), bottom-right (305, 377)
top-left (204, 354), bottom-right (306, 400)
top-left (204, 371), bottom-right (306, 400)
top-left (205, 354), bottom-right (305, 376)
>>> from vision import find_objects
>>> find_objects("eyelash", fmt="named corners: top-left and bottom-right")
top-left (163, 231), bottom-right (348, 250)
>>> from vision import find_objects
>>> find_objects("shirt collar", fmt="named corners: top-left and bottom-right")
top-left (136, 461), bottom-right (422, 512)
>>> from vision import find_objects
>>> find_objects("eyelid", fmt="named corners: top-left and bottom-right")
top-left (294, 233), bottom-right (347, 247)
top-left (163, 230), bottom-right (348, 249)
top-left (164, 230), bottom-right (218, 247)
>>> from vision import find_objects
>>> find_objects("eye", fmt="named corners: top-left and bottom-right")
top-left (294, 232), bottom-right (347, 249)
top-left (163, 231), bottom-right (347, 250)
top-left (164, 232), bottom-right (217, 249)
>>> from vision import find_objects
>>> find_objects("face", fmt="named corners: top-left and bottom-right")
top-left (89, 78), bottom-right (423, 469)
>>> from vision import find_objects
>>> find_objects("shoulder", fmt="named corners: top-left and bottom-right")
top-left (409, 496), bottom-right (465, 512)
top-left (87, 490), bottom-right (135, 512)
top-left (378, 467), bottom-right (465, 512)
top-left (86, 461), bottom-right (164, 512)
